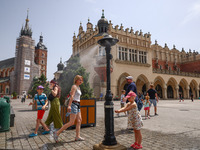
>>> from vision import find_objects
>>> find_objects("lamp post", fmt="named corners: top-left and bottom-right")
top-left (93, 35), bottom-right (126, 150)
top-left (93, 10), bottom-right (126, 150)
top-left (98, 35), bottom-right (118, 146)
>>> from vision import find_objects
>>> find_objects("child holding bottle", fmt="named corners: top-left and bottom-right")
top-left (115, 91), bottom-right (143, 149)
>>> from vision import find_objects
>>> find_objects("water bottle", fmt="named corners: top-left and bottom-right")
top-left (66, 112), bottom-right (71, 117)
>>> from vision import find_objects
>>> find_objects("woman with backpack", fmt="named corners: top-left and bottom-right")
top-left (45, 80), bottom-right (63, 130)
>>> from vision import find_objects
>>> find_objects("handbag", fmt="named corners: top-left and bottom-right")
top-left (64, 94), bottom-right (70, 107)
top-left (38, 95), bottom-right (48, 110)
top-left (48, 93), bottom-right (55, 101)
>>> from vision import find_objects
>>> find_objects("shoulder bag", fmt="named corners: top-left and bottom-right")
top-left (38, 95), bottom-right (48, 110)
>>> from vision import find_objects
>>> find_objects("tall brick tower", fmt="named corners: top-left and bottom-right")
top-left (12, 11), bottom-right (40, 95)
top-left (35, 34), bottom-right (48, 77)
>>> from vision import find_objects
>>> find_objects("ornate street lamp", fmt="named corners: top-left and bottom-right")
top-left (93, 10), bottom-right (126, 150)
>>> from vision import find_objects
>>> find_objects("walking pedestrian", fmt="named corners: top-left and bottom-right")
top-left (191, 93), bottom-right (194, 102)
top-left (125, 76), bottom-right (138, 103)
top-left (179, 92), bottom-right (184, 102)
top-left (137, 92), bottom-right (144, 111)
top-left (125, 76), bottom-right (138, 129)
top-left (28, 85), bottom-right (50, 137)
top-left (147, 84), bottom-right (159, 116)
top-left (53, 75), bottom-right (84, 142)
top-left (115, 91), bottom-right (143, 149)
top-left (143, 93), bottom-right (150, 119)
top-left (100, 93), bottom-right (103, 101)
top-left (45, 80), bottom-right (63, 130)
top-left (118, 90), bottom-right (126, 117)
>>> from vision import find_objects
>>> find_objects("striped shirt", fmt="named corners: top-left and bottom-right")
top-left (34, 93), bottom-right (47, 110)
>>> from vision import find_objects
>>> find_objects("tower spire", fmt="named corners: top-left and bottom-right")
top-left (26, 8), bottom-right (29, 23)
top-left (20, 9), bottom-right (32, 37)
top-left (101, 9), bottom-right (105, 18)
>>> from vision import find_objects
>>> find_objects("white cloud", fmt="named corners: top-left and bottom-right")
top-left (181, 2), bottom-right (200, 25)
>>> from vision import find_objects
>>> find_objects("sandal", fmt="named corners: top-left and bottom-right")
top-left (135, 144), bottom-right (143, 149)
top-left (130, 142), bottom-right (138, 148)
top-left (75, 137), bottom-right (85, 141)
top-left (29, 133), bottom-right (37, 137)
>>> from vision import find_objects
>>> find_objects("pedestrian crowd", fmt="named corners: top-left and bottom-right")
top-left (27, 74), bottom-right (159, 149)
top-left (115, 75), bottom-right (159, 149)
top-left (28, 75), bottom-right (84, 142)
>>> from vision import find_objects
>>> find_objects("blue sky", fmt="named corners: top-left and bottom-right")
top-left (1, 0), bottom-right (200, 80)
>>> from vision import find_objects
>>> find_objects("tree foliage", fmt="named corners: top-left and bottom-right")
top-left (28, 74), bottom-right (51, 98)
top-left (58, 56), bottom-right (93, 104)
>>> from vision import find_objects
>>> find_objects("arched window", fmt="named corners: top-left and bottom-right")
top-left (41, 60), bottom-right (45, 64)
top-left (156, 84), bottom-right (163, 98)
top-left (167, 85), bottom-right (173, 98)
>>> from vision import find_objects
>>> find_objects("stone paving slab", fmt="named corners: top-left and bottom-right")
top-left (0, 99), bottom-right (200, 150)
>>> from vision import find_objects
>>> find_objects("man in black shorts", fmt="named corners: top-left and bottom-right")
top-left (147, 84), bottom-right (159, 116)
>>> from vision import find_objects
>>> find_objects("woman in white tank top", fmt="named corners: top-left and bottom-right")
top-left (53, 75), bottom-right (84, 142)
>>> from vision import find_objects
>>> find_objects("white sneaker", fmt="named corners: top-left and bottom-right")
top-left (53, 131), bottom-right (58, 143)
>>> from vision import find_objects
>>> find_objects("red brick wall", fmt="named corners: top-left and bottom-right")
top-left (180, 60), bottom-right (200, 73)
top-left (152, 59), bottom-right (180, 71)
top-left (35, 49), bottom-right (47, 77)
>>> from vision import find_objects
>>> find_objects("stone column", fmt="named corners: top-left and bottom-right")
top-left (186, 86), bottom-right (190, 99)
top-left (176, 86), bottom-right (179, 99)
top-left (163, 84), bottom-right (167, 99)
top-left (196, 88), bottom-right (199, 99)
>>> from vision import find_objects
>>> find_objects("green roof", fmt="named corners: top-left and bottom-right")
top-left (0, 57), bottom-right (15, 70)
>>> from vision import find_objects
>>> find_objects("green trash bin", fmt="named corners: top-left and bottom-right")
top-left (0, 96), bottom-right (10, 132)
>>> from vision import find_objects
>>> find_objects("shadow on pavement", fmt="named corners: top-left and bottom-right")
top-left (7, 135), bottom-right (28, 141)
top-left (115, 129), bottom-right (133, 136)
top-left (114, 115), bottom-right (127, 118)
top-left (17, 109), bottom-right (36, 112)
top-left (40, 141), bottom-right (76, 150)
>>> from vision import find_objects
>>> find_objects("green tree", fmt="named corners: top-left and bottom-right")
top-left (58, 56), bottom-right (93, 104)
top-left (28, 74), bottom-right (51, 98)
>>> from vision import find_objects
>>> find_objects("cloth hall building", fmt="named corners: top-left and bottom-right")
top-left (72, 11), bottom-right (200, 100)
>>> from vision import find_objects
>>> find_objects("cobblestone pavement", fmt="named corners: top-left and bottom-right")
top-left (0, 98), bottom-right (200, 150)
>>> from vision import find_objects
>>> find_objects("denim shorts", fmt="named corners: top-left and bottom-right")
top-left (150, 99), bottom-right (157, 107)
top-left (71, 103), bottom-right (80, 114)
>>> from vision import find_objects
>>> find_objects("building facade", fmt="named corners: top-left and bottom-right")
top-left (72, 11), bottom-right (200, 100)
top-left (0, 12), bottom-right (48, 96)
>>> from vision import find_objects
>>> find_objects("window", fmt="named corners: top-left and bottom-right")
top-left (129, 49), bottom-right (137, 62)
top-left (42, 53), bottom-right (45, 57)
top-left (139, 51), bottom-right (147, 63)
top-left (6, 88), bottom-right (9, 94)
top-left (125, 48), bottom-right (128, 60)
top-left (119, 47), bottom-right (121, 60)
top-left (144, 52), bottom-right (147, 63)
top-left (139, 51), bottom-right (143, 63)
top-left (135, 50), bottom-right (137, 62)
top-left (121, 47), bottom-right (124, 60)
top-left (99, 46), bottom-right (106, 56)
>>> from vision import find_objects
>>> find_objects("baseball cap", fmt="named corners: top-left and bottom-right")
top-left (37, 85), bottom-right (44, 89)
top-left (126, 76), bottom-right (133, 80)
top-left (125, 91), bottom-right (137, 99)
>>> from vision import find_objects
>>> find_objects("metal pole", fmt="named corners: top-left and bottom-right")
top-left (102, 44), bottom-right (117, 146)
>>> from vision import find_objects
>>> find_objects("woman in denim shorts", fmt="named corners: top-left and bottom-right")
top-left (53, 75), bottom-right (84, 142)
